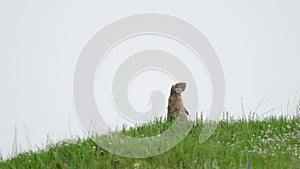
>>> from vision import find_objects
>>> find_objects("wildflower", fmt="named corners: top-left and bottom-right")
top-left (247, 160), bottom-right (251, 169)
top-left (134, 163), bottom-right (141, 168)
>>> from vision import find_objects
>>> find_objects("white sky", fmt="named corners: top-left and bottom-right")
top-left (1, 0), bottom-right (300, 159)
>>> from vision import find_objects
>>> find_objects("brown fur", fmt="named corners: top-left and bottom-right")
top-left (167, 82), bottom-right (189, 121)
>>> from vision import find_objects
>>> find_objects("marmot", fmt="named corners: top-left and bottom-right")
top-left (167, 82), bottom-right (189, 121)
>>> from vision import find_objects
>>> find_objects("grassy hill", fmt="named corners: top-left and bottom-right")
top-left (1, 116), bottom-right (300, 169)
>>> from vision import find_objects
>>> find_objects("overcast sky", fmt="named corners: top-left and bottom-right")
top-left (1, 0), bottom-right (300, 159)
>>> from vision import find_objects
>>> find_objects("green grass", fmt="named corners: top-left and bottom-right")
top-left (1, 116), bottom-right (300, 169)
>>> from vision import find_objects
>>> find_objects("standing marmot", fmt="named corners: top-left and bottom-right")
top-left (167, 82), bottom-right (189, 121)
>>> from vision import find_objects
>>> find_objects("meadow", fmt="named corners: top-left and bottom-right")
top-left (1, 114), bottom-right (300, 169)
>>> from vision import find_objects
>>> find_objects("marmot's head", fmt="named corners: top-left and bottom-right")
top-left (171, 82), bottom-right (186, 95)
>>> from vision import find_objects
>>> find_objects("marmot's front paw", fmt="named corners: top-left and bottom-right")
top-left (184, 107), bottom-right (189, 115)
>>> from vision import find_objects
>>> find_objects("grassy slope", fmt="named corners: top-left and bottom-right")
top-left (1, 116), bottom-right (300, 169)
